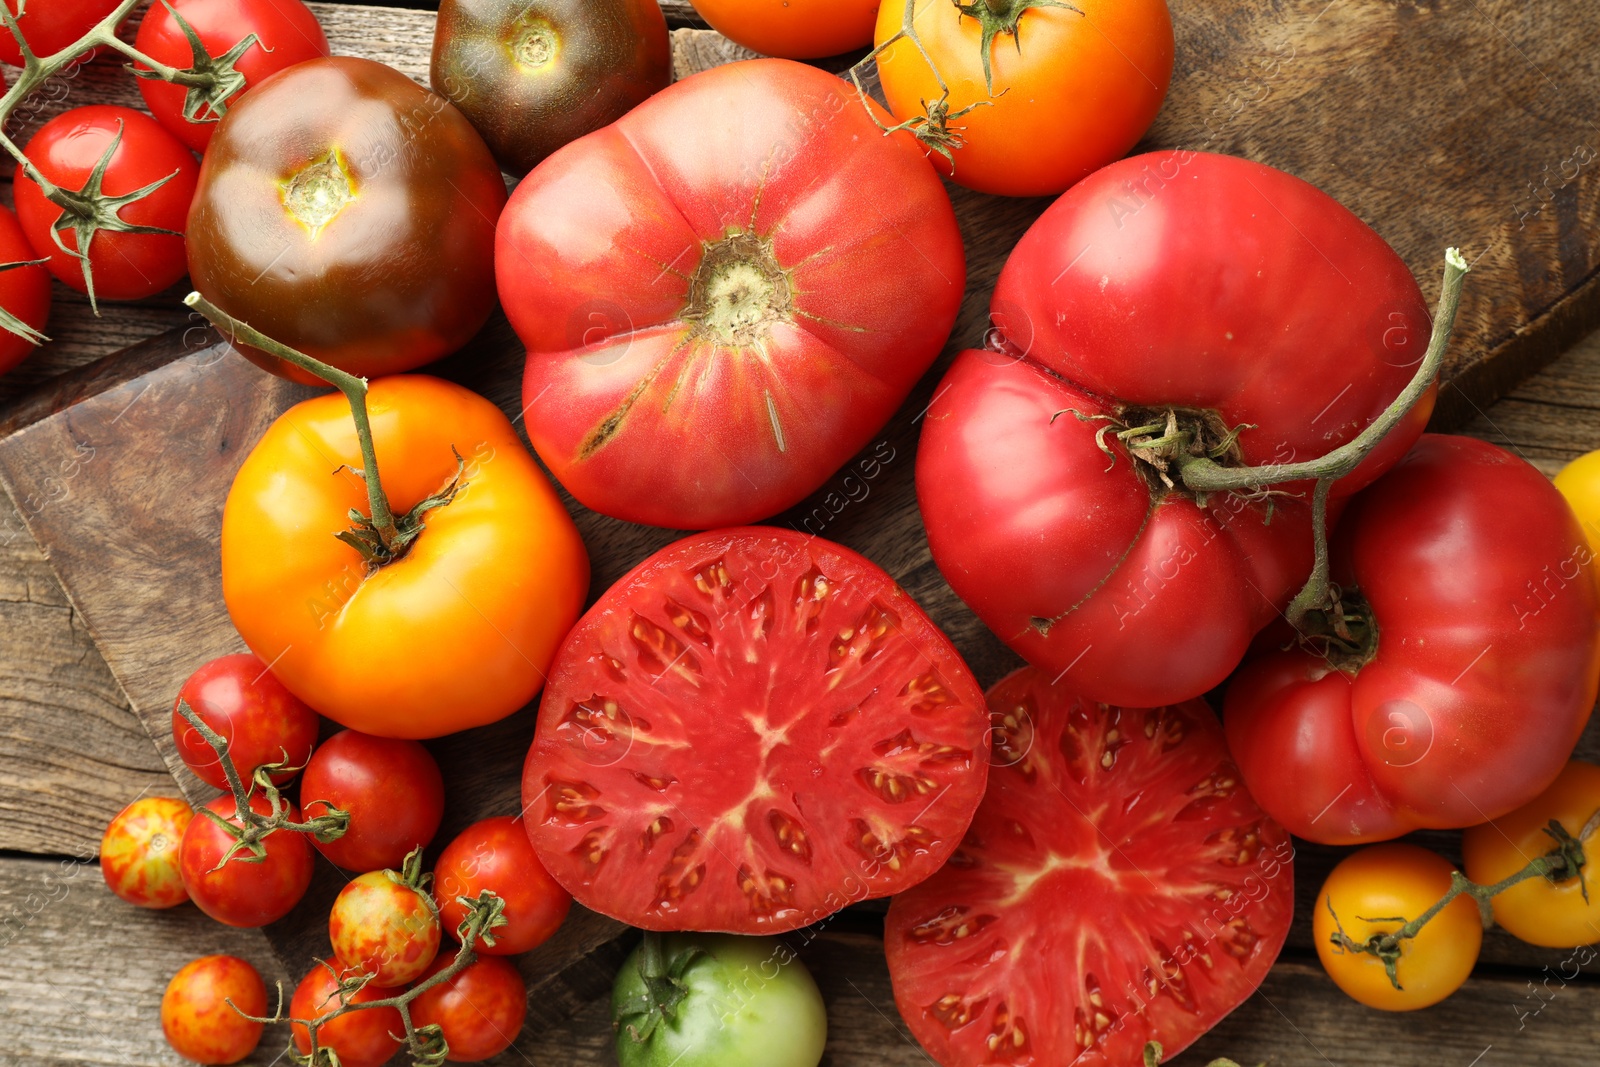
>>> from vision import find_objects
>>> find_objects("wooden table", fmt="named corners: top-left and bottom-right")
top-left (2, 2), bottom-right (1599, 1065)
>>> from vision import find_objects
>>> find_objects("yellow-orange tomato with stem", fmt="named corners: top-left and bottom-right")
top-left (874, 0), bottom-right (1174, 196)
top-left (329, 869), bottom-right (442, 986)
top-left (221, 376), bottom-right (589, 739)
top-left (1313, 843), bottom-right (1482, 1011)
top-left (101, 795), bottom-right (193, 909)
top-left (689, 0), bottom-right (878, 59)
top-left (161, 955), bottom-right (267, 1065)
top-left (1463, 760), bottom-right (1600, 949)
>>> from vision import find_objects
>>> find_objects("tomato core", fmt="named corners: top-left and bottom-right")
top-left (281, 150), bottom-right (357, 237)
top-left (510, 17), bottom-right (559, 69)
top-left (683, 230), bottom-right (794, 348)
top-left (1296, 585), bottom-right (1379, 672)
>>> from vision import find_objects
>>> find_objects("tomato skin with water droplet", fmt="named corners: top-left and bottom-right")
top-left (523, 527), bottom-right (991, 933)
top-left (886, 667), bottom-right (1293, 1067)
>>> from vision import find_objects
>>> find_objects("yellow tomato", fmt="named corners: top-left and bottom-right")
top-left (1555, 451), bottom-right (1600, 592)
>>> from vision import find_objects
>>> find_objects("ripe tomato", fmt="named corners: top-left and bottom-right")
top-left (886, 667), bottom-right (1294, 1066)
top-left (434, 816), bottom-right (569, 954)
top-left (0, 204), bottom-right (51, 377)
top-left (15, 106), bottom-right (199, 302)
top-left (523, 528), bottom-right (990, 933)
top-left (1463, 760), bottom-right (1600, 949)
top-left (290, 963), bottom-right (403, 1067)
top-left (221, 376), bottom-right (588, 738)
top-left (688, 0), bottom-right (878, 59)
top-left (101, 795), bottom-right (193, 909)
top-left (1313, 844), bottom-right (1481, 1011)
top-left (431, 0), bottom-right (669, 176)
top-left (498, 58), bottom-right (964, 529)
top-left (300, 730), bottom-right (446, 872)
top-left (133, 0), bottom-right (331, 153)
top-left (917, 151), bottom-right (1434, 709)
top-left (161, 955), bottom-right (267, 1065)
top-left (330, 870), bottom-right (441, 985)
top-left (0, 0), bottom-right (123, 65)
top-left (876, 0), bottom-right (1174, 196)
top-left (1554, 449), bottom-right (1600, 585)
top-left (187, 57), bottom-right (506, 381)
top-left (410, 950), bottom-right (527, 1062)
top-left (172, 653), bottom-right (320, 790)
top-left (179, 793), bottom-right (314, 927)
top-left (1227, 435), bottom-right (1600, 844)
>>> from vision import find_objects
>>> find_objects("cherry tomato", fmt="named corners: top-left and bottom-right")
top-left (434, 817), bottom-right (569, 955)
top-left (1227, 436), bottom-right (1600, 844)
top-left (688, 0), bottom-right (878, 59)
top-left (161, 955), bottom-right (267, 1065)
top-left (179, 793), bottom-right (313, 927)
top-left (172, 652), bottom-right (320, 790)
top-left (1313, 843), bottom-right (1481, 1011)
top-left (221, 376), bottom-right (589, 738)
top-left (1464, 760), bottom-right (1600, 949)
top-left (330, 869), bottom-right (442, 986)
top-left (187, 57), bottom-right (506, 381)
top-left (498, 58), bottom-right (964, 529)
top-left (0, 204), bottom-right (51, 377)
top-left (133, 0), bottom-right (331, 153)
top-left (431, 0), bottom-right (669, 176)
top-left (15, 105), bottom-right (199, 301)
top-left (410, 950), bottom-right (527, 1062)
top-left (876, 0), bottom-right (1174, 196)
top-left (0, 0), bottom-right (124, 65)
top-left (300, 730), bottom-right (446, 872)
top-left (290, 963), bottom-right (403, 1067)
top-left (100, 795), bottom-right (193, 909)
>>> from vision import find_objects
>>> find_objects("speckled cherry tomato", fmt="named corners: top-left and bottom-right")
top-left (410, 950), bottom-right (527, 1062)
top-left (300, 731), bottom-right (445, 873)
top-left (179, 793), bottom-right (313, 927)
top-left (161, 954), bottom-right (267, 1065)
top-left (290, 962), bottom-right (404, 1067)
top-left (434, 817), bottom-right (569, 955)
top-left (172, 652), bottom-right (321, 790)
top-left (330, 869), bottom-right (442, 986)
top-left (101, 795), bottom-right (193, 909)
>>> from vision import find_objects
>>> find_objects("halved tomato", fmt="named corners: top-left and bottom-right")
top-left (522, 528), bottom-right (991, 933)
top-left (886, 668), bottom-right (1293, 1066)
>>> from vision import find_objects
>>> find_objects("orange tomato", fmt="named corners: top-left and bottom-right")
top-left (161, 955), bottom-right (267, 1065)
top-left (690, 0), bottom-right (879, 59)
top-left (221, 376), bottom-right (588, 739)
top-left (875, 0), bottom-right (1174, 196)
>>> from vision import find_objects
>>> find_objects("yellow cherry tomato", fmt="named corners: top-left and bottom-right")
top-left (1313, 843), bottom-right (1482, 1011)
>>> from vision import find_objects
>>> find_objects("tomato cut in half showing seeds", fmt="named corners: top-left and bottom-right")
top-left (523, 527), bottom-right (991, 933)
top-left (886, 667), bottom-right (1293, 1066)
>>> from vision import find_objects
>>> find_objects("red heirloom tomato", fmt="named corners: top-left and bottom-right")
top-left (179, 793), bottom-right (314, 927)
top-left (290, 963), bottom-right (403, 1067)
top-left (329, 869), bottom-right (442, 985)
top-left (172, 652), bottom-right (320, 789)
top-left (410, 950), bottom-right (527, 1062)
top-left (498, 58), bottom-right (965, 529)
top-left (523, 528), bottom-right (990, 933)
top-left (917, 151), bottom-right (1433, 709)
top-left (1226, 435), bottom-right (1600, 844)
top-left (434, 816), bottom-right (569, 954)
top-left (221, 376), bottom-right (589, 738)
top-left (0, 204), bottom-right (51, 377)
top-left (187, 57), bottom-right (506, 381)
top-left (301, 730), bottom-right (446, 872)
top-left (101, 795), bottom-right (193, 909)
top-left (0, 0), bottom-right (124, 65)
top-left (161, 955), bottom-right (267, 1065)
top-left (15, 105), bottom-right (199, 301)
top-left (133, 0), bottom-right (331, 153)
top-left (886, 667), bottom-right (1294, 1067)
top-left (689, 0), bottom-right (879, 59)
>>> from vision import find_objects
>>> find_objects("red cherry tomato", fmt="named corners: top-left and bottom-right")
top-left (14, 105), bottom-right (199, 301)
top-left (100, 795), bottom-right (193, 908)
top-left (161, 954), bottom-right (267, 1065)
top-left (434, 817), bottom-right (570, 955)
top-left (290, 963), bottom-right (403, 1067)
top-left (172, 652), bottom-right (320, 790)
top-left (300, 730), bottom-right (445, 872)
top-left (0, 0), bottom-right (124, 65)
top-left (330, 870), bottom-right (442, 986)
top-left (133, 0), bottom-right (331, 152)
top-left (179, 793), bottom-right (313, 927)
top-left (0, 204), bottom-right (51, 377)
top-left (410, 950), bottom-right (527, 1062)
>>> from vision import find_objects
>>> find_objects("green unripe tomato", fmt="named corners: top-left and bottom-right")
top-left (611, 933), bottom-right (827, 1067)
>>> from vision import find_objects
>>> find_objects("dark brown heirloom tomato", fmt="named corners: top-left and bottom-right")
top-left (186, 57), bottom-right (507, 383)
top-left (431, 0), bottom-right (670, 177)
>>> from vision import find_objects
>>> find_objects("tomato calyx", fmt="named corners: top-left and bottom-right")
top-left (1053, 404), bottom-right (1253, 498)
top-left (335, 450), bottom-right (469, 567)
top-left (129, 1), bottom-right (260, 127)
top-left (953, 0), bottom-right (1083, 97)
top-left (682, 229), bottom-right (793, 347)
top-left (613, 932), bottom-right (706, 1045)
top-left (1291, 583), bottom-right (1378, 672)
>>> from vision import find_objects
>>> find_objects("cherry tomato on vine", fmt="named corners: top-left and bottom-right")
top-left (172, 652), bottom-right (320, 790)
top-left (290, 963), bottom-right (403, 1067)
top-left (0, 204), bottom-right (51, 377)
top-left (179, 793), bottom-right (313, 927)
top-left (101, 795), bottom-right (192, 909)
top-left (161, 955), bottom-right (266, 1064)
top-left (688, 0), bottom-right (878, 59)
top-left (301, 730), bottom-right (446, 872)
top-left (875, 0), bottom-right (1174, 196)
top-left (1313, 843), bottom-right (1481, 1011)
top-left (410, 950), bottom-right (527, 1062)
top-left (0, 0), bottom-right (125, 66)
top-left (15, 105), bottom-right (199, 302)
top-left (330, 868), bottom-right (441, 986)
top-left (133, 0), bottom-right (331, 153)
top-left (434, 817), bottom-right (569, 955)
top-left (1464, 760), bottom-right (1600, 949)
